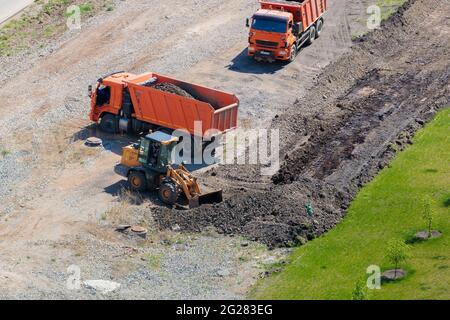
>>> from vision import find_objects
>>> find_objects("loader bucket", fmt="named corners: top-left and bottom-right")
top-left (189, 190), bottom-right (223, 209)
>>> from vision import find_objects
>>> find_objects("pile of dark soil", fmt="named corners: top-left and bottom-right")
top-left (154, 82), bottom-right (195, 99)
top-left (153, 0), bottom-right (450, 248)
top-left (154, 177), bottom-right (350, 248)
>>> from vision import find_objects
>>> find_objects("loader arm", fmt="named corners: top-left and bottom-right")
top-left (166, 164), bottom-right (223, 208)
top-left (166, 165), bottom-right (201, 201)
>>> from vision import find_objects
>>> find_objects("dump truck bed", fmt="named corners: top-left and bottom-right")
top-left (260, 0), bottom-right (327, 31)
top-left (126, 73), bottom-right (239, 138)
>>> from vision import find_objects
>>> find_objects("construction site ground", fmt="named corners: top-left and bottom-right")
top-left (0, 0), bottom-right (448, 299)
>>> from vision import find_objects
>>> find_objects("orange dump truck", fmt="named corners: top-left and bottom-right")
top-left (89, 72), bottom-right (239, 138)
top-left (247, 0), bottom-right (328, 62)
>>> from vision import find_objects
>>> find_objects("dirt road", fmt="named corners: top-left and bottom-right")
top-left (0, 0), bottom-right (428, 298)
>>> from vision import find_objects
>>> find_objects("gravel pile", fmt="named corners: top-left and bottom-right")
top-left (154, 82), bottom-right (195, 99)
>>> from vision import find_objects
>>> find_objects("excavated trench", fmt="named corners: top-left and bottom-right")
top-left (153, 0), bottom-right (450, 248)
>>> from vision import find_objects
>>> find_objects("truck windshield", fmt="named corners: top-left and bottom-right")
top-left (252, 17), bottom-right (287, 33)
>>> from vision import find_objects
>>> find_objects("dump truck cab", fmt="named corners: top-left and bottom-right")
top-left (248, 10), bottom-right (295, 62)
top-left (247, 0), bottom-right (327, 63)
top-left (89, 72), bottom-right (136, 133)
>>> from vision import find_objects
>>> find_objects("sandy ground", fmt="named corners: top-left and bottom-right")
top-left (0, 0), bottom-right (400, 299)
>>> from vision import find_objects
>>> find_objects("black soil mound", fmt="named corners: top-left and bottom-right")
top-left (154, 82), bottom-right (195, 99)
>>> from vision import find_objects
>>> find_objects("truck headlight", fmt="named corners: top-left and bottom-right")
top-left (278, 50), bottom-right (287, 55)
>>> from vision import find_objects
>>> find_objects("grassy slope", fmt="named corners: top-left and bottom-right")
top-left (0, 0), bottom-right (114, 56)
top-left (252, 108), bottom-right (450, 300)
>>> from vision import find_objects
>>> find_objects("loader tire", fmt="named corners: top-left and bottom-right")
top-left (306, 26), bottom-right (316, 45)
top-left (159, 180), bottom-right (179, 206)
top-left (128, 171), bottom-right (147, 192)
top-left (99, 113), bottom-right (118, 134)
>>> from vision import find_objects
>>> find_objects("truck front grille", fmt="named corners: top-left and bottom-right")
top-left (256, 40), bottom-right (279, 48)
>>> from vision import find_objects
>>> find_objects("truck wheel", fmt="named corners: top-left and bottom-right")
top-left (99, 113), bottom-right (119, 134)
top-left (306, 26), bottom-right (316, 45)
top-left (288, 45), bottom-right (297, 63)
top-left (128, 171), bottom-right (147, 192)
top-left (158, 180), bottom-right (179, 205)
top-left (316, 19), bottom-right (324, 38)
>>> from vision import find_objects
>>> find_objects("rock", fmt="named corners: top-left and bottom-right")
top-left (171, 224), bottom-right (181, 232)
top-left (262, 257), bottom-right (276, 265)
top-left (216, 268), bottom-right (231, 277)
top-left (414, 230), bottom-right (442, 240)
top-left (382, 269), bottom-right (406, 281)
top-left (260, 271), bottom-right (270, 278)
top-left (83, 280), bottom-right (121, 294)
top-left (115, 224), bottom-right (131, 232)
top-left (240, 241), bottom-right (249, 247)
top-left (415, 118), bottom-right (425, 125)
top-left (296, 235), bottom-right (307, 245)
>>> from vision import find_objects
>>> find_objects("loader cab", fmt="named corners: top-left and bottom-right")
top-left (138, 131), bottom-right (179, 172)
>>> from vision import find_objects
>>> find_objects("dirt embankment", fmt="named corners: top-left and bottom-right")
top-left (154, 0), bottom-right (450, 248)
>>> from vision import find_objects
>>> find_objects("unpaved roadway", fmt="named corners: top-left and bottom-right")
top-left (0, 0), bottom-right (427, 299)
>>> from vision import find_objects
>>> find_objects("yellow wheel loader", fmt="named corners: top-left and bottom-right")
top-left (114, 131), bottom-right (222, 208)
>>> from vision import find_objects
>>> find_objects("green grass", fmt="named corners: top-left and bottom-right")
top-left (251, 108), bottom-right (450, 300)
top-left (1, 149), bottom-right (11, 157)
top-left (0, 0), bottom-right (112, 56)
top-left (145, 252), bottom-right (164, 270)
top-left (376, 0), bottom-right (408, 21)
